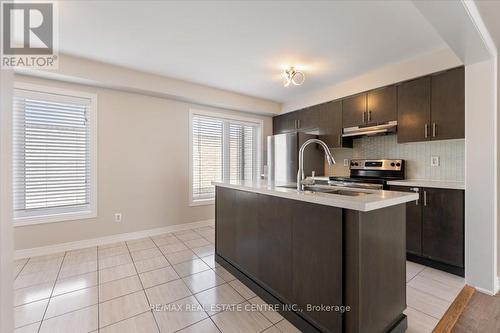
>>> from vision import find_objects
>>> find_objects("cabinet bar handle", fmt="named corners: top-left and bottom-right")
top-left (424, 124), bottom-right (428, 138)
top-left (362, 111), bottom-right (365, 123)
top-left (423, 191), bottom-right (427, 206)
top-left (410, 187), bottom-right (419, 205)
top-left (338, 134), bottom-right (341, 146)
top-left (297, 119), bottom-right (301, 129)
top-left (432, 123), bottom-right (437, 137)
top-left (368, 110), bottom-right (372, 122)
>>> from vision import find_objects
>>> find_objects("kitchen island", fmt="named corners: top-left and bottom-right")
top-left (213, 181), bottom-right (418, 333)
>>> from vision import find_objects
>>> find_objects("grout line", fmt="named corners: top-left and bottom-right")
top-left (14, 258), bottom-right (31, 280)
top-left (36, 250), bottom-right (67, 333)
top-left (124, 238), bottom-right (162, 333)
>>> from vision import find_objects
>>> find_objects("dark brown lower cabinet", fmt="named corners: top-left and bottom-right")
top-left (388, 185), bottom-right (464, 274)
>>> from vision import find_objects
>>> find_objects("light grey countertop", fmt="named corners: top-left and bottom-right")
top-left (213, 180), bottom-right (418, 212)
top-left (387, 179), bottom-right (465, 190)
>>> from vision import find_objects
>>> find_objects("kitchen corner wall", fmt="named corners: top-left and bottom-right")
top-left (325, 134), bottom-right (465, 181)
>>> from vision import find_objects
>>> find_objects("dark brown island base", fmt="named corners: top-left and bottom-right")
top-left (215, 185), bottom-right (412, 333)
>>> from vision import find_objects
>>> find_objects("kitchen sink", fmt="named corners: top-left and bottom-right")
top-left (277, 185), bottom-right (369, 196)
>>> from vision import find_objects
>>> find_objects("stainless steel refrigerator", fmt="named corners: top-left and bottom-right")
top-left (267, 132), bottom-right (325, 183)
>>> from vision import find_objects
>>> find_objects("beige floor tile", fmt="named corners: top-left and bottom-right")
top-left (135, 256), bottom-right (170, 274)
top-left (14, 269), bottom-right (58, 289)
top-left (212, 266), bottom-right (236, 282)
top-left (53, 271), bottom-right (98, 296)
top-left (195, 283), bottom-right (245, 315)
top-left (66, 247), bottom-right (97, 256)
top-left (152, 236), bottom-right (182, 247)
top-left (177, 318), bottom-right (220, 333)
top-left (139, 266), bottom-right (179, 288)
top-left (153, 296), bottom-right (208, 333)
top-left (184, 238), bottom-right (211, 249)
top-left (211, 302), bottom-right (272, 333)
top-left (262, 326), bottom-right (281, 333)
top-left (418, 267), bottom-right (465, 289)
top-left (14, 282), bottom-right (53, 306)
top-left (201, 255), bottom-right (216, 268)
top-left (45, 286), bottom-right (98, 319)
top-left (248, 296), bottom-right (283, 324)
top-left (39, 304), bottom-right (98, 333)
top-left (151, 232), bottom-right (173, 240)
top-left (64, 250), bottom-right (97, 265)
top-left (160, 243), bottom-right (189, 254)
top-left (176, 232), bottom-right (203, 242)
top-left (130, 247), bottom-right (162, 262)
top-left (407, 286), bottom-right (451, 319)
top-left (407, 275), bottom-right (462, 302)
top-left (404, 307), bottom-right (439, 333)
top-left (173, 259), bottom-right (211, 277)
top-left (165, 249), bottom-right (199, 265)
top-left (58, 261), bottom-right (97, 279)
top-left (98, 253), bottom-right (132, 270)
top-left (98, 246), bottom-right (129, 259)
top-left (275, 319), bottom-right (301, 333)
top-left (99, 291), bottom-right (150, 328)
top-left (99, 263), bottom-right (137, 284)
top-left (192, 245), bottom-right (215, 258)
top-left (127, 239), bottom-right (156, 252)
top-left (20, 258), bottom-right (63, 275)
top-left (229, 280), bottom-right (256, 300)
top-left (146, 279), bottom-right (192, 305)
top-left (100, 311), bottom-right (159, 333)
top-left (14, 298), bottom-right (48, 328)
top-left (183, 269), bottom-right (225, 294)
top-left (14, 322), bottom-right (40, 333)
top-left (99, 275), bottom-right (143, 302)
top-left (98, 241), bottom-right (126, 250)
top-left (28, 252), bottom-right (65, 262)
top-left (194, 226), bottom-right (214, 232)
top-left (174, 230), bottom-right (194, 236)
top-left (406, 261), bottom-right (426, 283)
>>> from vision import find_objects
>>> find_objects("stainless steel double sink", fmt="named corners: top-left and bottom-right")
top-left (277, 184), bottom-right (369, 197)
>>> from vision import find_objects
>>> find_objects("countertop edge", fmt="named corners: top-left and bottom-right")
top-left (386, 180), bottom-right (465, 190)
top-left (213, 182), bottom-right (419, 212)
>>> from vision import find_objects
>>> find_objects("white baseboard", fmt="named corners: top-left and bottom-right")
top-left (15, 219), bottom-right (215, 260)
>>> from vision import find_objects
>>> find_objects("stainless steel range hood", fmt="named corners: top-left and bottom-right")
top-left (342, 121), bottom-right (397, 138)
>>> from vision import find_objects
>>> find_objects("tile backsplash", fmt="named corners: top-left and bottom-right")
top-left (325, 135), bottom-right (465, 181)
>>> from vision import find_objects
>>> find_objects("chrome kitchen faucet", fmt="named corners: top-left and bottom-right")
top-left (297, 139), bottom-right (336, 191)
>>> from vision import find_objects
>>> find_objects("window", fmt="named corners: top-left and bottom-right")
top-left (13, 83), bottom-right (97, 225)
top-left (190, 110), bottom-right (262, 205)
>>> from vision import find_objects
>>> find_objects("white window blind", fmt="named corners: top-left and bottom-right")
top-left (13, 87), bottom-right (96, 222)
top-left (191, 113), bottom-right (260, 203)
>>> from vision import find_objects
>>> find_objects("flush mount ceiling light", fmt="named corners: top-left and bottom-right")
top-left (283, 66), bottom-right (305, 87)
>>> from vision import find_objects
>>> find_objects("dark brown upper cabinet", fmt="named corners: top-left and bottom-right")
top-left (273, 111), bottom-right (297, 134)
top-left (297, 106), bottom-right (319, 131)
top-left (342, 93), bottom-right (367, 128)
top-left (397, 77), bottom-right (431, 143)
top-left (431, 67), bottom-right (465, 140)
top-left (319, 101), bottom-right (352, 148)
top-left (367, 86), bottom-right (397, 124)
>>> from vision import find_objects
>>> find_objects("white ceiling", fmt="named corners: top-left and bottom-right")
top-left (57, 0), bottom-right (446, 103)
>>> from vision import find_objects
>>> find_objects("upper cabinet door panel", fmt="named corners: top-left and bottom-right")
top-left (273, 112), bottom-right (297, 134)
top-left (342, 93), bottom-right (367, 128)
top-left (431, 67), bottom-right (465, 140)
top-left (397, 77), bottom-right (431, 143)
top-left (367, 85), bottom-right (397, 124)
top-left (319, 101), bottom-right (343, 148)
top-left (297, 106), bottom-right (319, 131)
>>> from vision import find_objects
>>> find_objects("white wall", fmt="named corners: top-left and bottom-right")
top-left (0, 70), bottom-right (14, 333)
top-left (14, 75), bottom-right (273, 250)
top-left (465, 58), bottom-right (498, 293)
top-left (283, 48), bottom-right (462, 113)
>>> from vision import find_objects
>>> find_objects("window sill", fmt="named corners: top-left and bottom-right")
top-left (14, 211), bottom-right (97, 227)
top-left (189, 199), bottom-right (215, 207)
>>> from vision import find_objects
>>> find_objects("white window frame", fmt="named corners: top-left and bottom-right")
top-left (189, 108), bottom-right (263, 206)
top-left (13, 82), bottom-right (98, 227)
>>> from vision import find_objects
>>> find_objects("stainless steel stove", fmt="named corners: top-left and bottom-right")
top-left (328, 159), bottom-right (405, 190)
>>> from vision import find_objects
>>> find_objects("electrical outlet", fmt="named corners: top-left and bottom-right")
top-left (431, 156), bottom-right (440, 167)
top-left (114, 213), bottom-right (122, 223)
top-left (344, 159), bottom-right (349, 167)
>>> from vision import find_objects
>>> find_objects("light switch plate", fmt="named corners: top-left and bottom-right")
top-left (431, 156), bottom-right (440, 167)
top-left (114, 213), bottom-right (122, 223)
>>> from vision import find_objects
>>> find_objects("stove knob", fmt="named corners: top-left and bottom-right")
top-left (354, 162), bottom-right (359, 166)
top-left (350, 162), bottom-right (355, 166)
top-left (390, 162), bottom-right (395, 167)
top-left (396, 162), bottom-right (401, 167)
